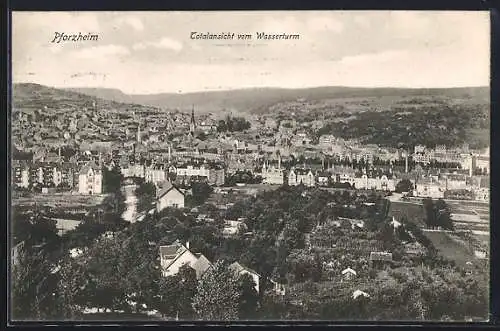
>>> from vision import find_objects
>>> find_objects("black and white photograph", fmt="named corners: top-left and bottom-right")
top-left (10, 11), bottom-right (490, 322)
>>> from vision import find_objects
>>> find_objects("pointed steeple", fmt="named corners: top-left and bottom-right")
top-left (190, 105), bottom-right (196, 135)
top-left (137, 123), bottom-right (141, 143)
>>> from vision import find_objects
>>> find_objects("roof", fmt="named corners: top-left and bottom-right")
top-left (159, 244), bottom-right (183, 258)
top-left (191, 254), bottom-right (212, 279)
top-left (352, 290), bottom-right (370, 299)
top-left (370, 252), bottom-right (393, 261)
top-left (159, 240), bottom-right (183, 258)
top-left (341, 267), bottom-right (357, 276)
top-left (79, 162), bottom-right (100, 175)
top-left (156, 181), bottom-right (184, 199)
top-left (291, 168), bottom-right (313, 176)
top-left (229, 261), bottom-right (261, 278)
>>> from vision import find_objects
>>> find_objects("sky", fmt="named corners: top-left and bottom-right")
top-left (12, 11), bottom-right (490, 94)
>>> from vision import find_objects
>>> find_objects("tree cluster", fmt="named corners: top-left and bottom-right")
top-left (217, 115), bottom-right (251, 133)
top-left (422, 198), bottom-right (454, 230)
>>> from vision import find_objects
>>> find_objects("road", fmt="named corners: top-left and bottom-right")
top-left (121, 184), bottom-right (138, 223)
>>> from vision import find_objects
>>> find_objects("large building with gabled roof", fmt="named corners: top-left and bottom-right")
top-left (78, 161), bottom-right (102, 195)
top-left (159, 240), bottom-right (212, 279)
top-left (156, 180), bottom-right (185, 211)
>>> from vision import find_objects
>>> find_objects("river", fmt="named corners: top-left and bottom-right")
top-left (122, 184), bottom-right (138, 223)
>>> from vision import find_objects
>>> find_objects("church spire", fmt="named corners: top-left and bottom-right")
top-left (190, 105), bottom-right (196, 136)
top-left (137, 123), bottom-right (141, 143)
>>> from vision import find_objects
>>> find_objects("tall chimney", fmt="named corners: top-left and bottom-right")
top-left (405, 152), bottom-right (409, 173)
top-left (278, 154), bottom-right (281, 170)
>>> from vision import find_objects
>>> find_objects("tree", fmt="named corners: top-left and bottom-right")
top-left (189, 182), bottom-right (213, 206)
top-left (395, 179), bottom-right (414, 193)
top-left (434, 199), bottom-right (454, 230)
top-left (192, 260), bottom-right (240, 320)
top-left (135, 182), bottom-right (156, 213)
top-left (422, 198), bottom-right (435, 228)
top-left (236, 273), bottom-right (259, 320)
top-left (57, 255), bottom-right (88, 319)
top-left (157, 265), bottom-right (197, 319)
top-left (12, 247), bottom-right (60, 320)
top-left (13, 209), bottom-right (61, 251)
top-left (102, 166), bottom-right (123, 193)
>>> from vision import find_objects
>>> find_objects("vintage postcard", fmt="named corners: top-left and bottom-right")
top-left (10, 11), bottom-right (490, 322)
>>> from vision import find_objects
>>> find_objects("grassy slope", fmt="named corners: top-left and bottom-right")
top-left (388, 201), bottom-right (426, 227)
top-left (423, 231), bottom-right (476, 267)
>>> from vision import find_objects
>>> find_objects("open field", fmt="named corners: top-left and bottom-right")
top-left (424, 231), bottom-right (476, 267)
top-left (50, 217), bottom-right (82, 235)
top-left (388, 201), bottom-right (426, 227)
top-left (389, 199), bottom-right (490, 263)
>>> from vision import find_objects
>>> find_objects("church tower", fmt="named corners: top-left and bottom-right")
top-left (190, 105), bottom-right (196, 136)
top-left (137, 123), bottom-right (141, 143)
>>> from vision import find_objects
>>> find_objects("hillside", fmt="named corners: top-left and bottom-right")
top-left (13, 83), bottom-right (490, 149)
top-left (66, 85), bottom-right (489, 114)
top-left (12, 83), bottom-right (148, 112)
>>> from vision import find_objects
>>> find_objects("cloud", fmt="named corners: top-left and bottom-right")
top-left (13, 12), bottom-right (100, 33)
top-left (339, 50), bottom-right (408, 66)
top-left (132, 37), bottom-right (183, 52)
top-left (306, 16), bottom-right (343, 33)
top-left (113, 16), bottom-right (144, 31)
top-left (70, 45), bottom-right (130, 59)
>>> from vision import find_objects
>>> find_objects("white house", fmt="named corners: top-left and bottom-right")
top-left (78, 162), bottom-right (102, 195)
top-left (352, 290), bottom-right (370, 300)
top-left (341, 267), bottom-right (357, 281)
top-left (176, 164), bottom-right (210, 178)
top-left (288, 168), bottom-right (315, 187)
top-left (261, 164), bottom-right (284, 185)
top-left (156, 181), bottom-right (185, 211)
top-left (145, 167), bottom-right (166, 184)
top-left (159, 240), bottom-right (212, 279)
top-left (229, 261), bottom-right (261, 293)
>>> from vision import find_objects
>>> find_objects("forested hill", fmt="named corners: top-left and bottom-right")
top-left (12, 83), bottom-right (153, 112)
top-left (65, 85), bottom-right (489, 114)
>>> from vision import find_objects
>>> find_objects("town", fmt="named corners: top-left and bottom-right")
top-left (10, 83), bottom-right (490, 322)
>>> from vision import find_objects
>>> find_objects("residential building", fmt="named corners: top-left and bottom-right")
top-left (475, 155), bottom-right (490, 174)
top-left (414, 180), bottom-right (445, 199)
top-left (353, 173), bottom-right (395, 191)
top-left (176, 164), bottom-right (210, 178)
top-left (352, 290), bottom-right (370, 300)
top-left (228, 261), bottom-right (260, 293)
top-left (341, 267), bottom-right (357, 281)
top-left (208, 168), bottom-right (225, 186)
top-left (13, 161), bottom-right (30, 189)
top-left (369, 252), bottom-right (393, 269)
top-left (78, 162), bottom-right (102, 195)
top-left (222, 220), bottom-right (247, 237)
top-left (261, 162), bottom-right (284, 185)
top-left (159, 240), bottom-right (212, 279)
top-left (156, 181), bottom-right (185, 211)
top-left (288, 168), bottom-right (315, 187)
top-left (145, 166), bottom-right (166, 185)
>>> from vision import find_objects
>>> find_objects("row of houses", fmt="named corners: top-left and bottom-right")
top-left (12, 160), bottom-right (103, 195)
top-left (120, 162), bottom-right (225, 186)
top-left (260, 165), bottom-right (398, 191)
top-left (413, 173), bottom-right (490, 200)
